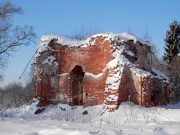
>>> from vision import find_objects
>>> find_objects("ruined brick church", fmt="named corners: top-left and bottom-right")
top-left (35, 32), bottom-right (170, 111)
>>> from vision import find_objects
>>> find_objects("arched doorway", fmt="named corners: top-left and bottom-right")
top-left (70, 65), bottom-right (85, 105)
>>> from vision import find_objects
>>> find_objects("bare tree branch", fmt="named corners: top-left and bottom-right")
top-left (0, 1), bottom-right (36, 81)
top-left (0, 1), bottom-right (22, 18)
top-left (0, 26), bottom-right (35, 55)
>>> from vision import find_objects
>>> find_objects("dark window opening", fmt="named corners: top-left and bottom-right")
top-left (70, 65), bottom-right (84, 105)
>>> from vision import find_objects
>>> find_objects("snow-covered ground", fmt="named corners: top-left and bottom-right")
top-left (1, 101), bottom-right (180, 135)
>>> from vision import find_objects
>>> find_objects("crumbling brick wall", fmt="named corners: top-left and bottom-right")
top-left (35, 33), bottom-right (170, 111)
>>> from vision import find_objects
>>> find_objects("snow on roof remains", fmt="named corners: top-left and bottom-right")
top-left (36, 32), bottom-right (149, 57)
top-left (151, 67), bottom-right (169, 83)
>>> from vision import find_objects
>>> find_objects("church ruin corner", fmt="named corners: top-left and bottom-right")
top-left (34, 32), bottom-right (170, 112)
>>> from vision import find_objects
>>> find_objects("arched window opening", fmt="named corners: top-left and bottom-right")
top-left (70, 65), bottom-right (84, 105)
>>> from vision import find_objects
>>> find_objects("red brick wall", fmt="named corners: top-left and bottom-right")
top-left (117, 66), bottom-right (151, 107)
top-left (36, 37), bottom-right (113, 106)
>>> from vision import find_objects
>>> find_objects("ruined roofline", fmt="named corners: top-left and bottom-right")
top-left (40, 32), bottom-right (151, 47)
top-left (36, 32), bottom-right (151, 56)
top-left (35, 32), bottom-right (169, 83)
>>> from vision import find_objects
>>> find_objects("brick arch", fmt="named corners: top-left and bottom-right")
top-left (69, 65), bottom-right (85, 105)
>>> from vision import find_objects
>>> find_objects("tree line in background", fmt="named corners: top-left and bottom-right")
top-left (0, 75), bottom-right (35, 112)
top-left (0, 1), bottom-right (180, 112)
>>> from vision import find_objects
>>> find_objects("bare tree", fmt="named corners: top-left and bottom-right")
top-left (23, 65), bottom-right (36, 102)
top-left (0, 80), bottom-right (35, 112)
top-left (0, 82), bottom-right (24, 110)
top-left (0, 1), bottom-right (36, 80)
top-left (143, 29), bottom-right (152, 43)
top-left (71, 25), bottom-right (100, 40)
top-left (142, 30), bottom-right (164, 70)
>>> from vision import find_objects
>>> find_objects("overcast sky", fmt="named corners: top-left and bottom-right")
top-left (1, 0), bottom-right (180, 87)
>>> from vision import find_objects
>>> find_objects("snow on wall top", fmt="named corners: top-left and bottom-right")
top-left (151, 67), bottom-right (169, 83)
top-left (36, 32), bottom-right (149, 57)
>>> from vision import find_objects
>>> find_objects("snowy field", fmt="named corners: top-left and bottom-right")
top-left (0, 101), bottom-right (180, 135)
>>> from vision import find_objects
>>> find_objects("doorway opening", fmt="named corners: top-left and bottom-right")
top-left (70, 65), bottom-right (84, 105)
